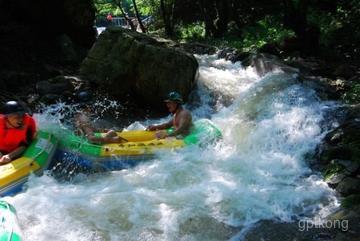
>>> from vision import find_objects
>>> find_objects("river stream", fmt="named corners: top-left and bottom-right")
top-left (4, 54), bottom-right (340, 241)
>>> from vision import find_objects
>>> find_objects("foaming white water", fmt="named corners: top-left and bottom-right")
top-left (97, 27), bottom-right (106, 36)
top-left (6, 54), bottom-right (339, 241)
top-left (33, 97), bottom-right (124, 134)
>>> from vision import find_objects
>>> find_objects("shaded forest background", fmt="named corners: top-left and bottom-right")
top-left (0, 0), bottom-right (359, 103)
top-left (95, 0), bottom-right (359, 60)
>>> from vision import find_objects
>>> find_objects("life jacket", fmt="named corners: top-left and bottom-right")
top-left (0, 114), bottom-right (36, 154)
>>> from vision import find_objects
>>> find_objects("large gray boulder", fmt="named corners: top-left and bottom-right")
top-left (80, 27), bottom-right (199, 108)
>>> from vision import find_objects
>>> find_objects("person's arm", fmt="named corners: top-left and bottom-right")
top-left (28, 115), bottom-right (37, 139)
top-left (7, 146), bottom-right (26, 160)
top-left (26, 117), bottom-right (37, 144)
top-left (167, 112), bottom-right (192, 137)
top-left (0, 146), bottom-right (26, 164)
top-left (86, 134), bottom-right (108, 144)
top-left (147, 118), bottom-right (173, 131)
top-left (85, 130), bottom-right (127, 144)
top-left (156, 112), bottom-right (192, 139)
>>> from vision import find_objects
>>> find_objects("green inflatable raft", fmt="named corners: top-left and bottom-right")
top-left (0, 201), bottom-right (22, 241)
top-left (53, 119), bottom-right (222, 170)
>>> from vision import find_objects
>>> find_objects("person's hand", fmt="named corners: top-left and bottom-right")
top-left (105, 130), bottom-right (117, 138)
top-left (0, 155), bottom-right (12, 164)
top-left (146, 125), bottom-right (157, 131)
top-left (155, 130), bottom-right (168, 139)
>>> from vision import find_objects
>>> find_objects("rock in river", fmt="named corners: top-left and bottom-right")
top-left (80, 27), bottom-right (199, 109)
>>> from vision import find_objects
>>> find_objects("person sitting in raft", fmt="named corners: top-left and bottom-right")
top-left (0, 101), bottom-right (36, 164)
top-left (74, 91), bottom-right (127, 144)
top-left (147, 91), bottom-right (193, 139)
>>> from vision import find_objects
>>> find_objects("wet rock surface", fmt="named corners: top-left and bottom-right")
top-left (217, 48), bottom-right (251, 63)
top-left (180, 42), bottom-right (217, 55)
top-left (318, 105), bottom-right (360, 198)
top-left (80, 27), bottom-right (199, 110)
top-left (241, 217), bottom-right (360, 241)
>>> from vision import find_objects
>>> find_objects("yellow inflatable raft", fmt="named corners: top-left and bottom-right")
top-left (0, 131), bottom-right (58, 197)
top-left (55, 119), bottom-right (222, 170)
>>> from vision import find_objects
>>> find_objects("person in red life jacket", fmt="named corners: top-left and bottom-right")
top-left (0, 101), bottom-right (36, 164)
top-left (147, 91), bottom-right (193, 139)
top-left (106, 13), bottom-right (113, 25)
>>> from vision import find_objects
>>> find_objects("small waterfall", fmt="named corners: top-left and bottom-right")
top-left (4, 54), bottom-right (340, 241)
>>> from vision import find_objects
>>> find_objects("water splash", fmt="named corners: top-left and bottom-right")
top-left (6, 54), bottom-right (340, 241)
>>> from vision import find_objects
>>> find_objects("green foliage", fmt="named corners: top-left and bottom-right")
top-left (95, 1), bottom-right (117, 16)
top-left (94, 0), bottom-right (136, 17)
top-left (324, 163), bottom-right (345, 181)
top-left (178, 22), bottom-right (205, 40)
top-left (174, 16), bottom-right (295, 52)
top-left (342, 84), bottom-right (360, 104)
top-left (241, 16), bottom-right (295, 52)
top-left (308, 11), bottom-right (338, 47)
top-left (136, 0), bottom-right (158, 16)
top-left (94, 1), bottom-right (126, 16)
top-left (94, 0), bottom-right (159, 20)
top-left (93, 0), bottom-right (359, 59)
top-left (306, 0), bottom-right (360, 59)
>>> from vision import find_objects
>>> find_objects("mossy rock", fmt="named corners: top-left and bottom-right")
top-left (342, 194), bottom-right (360, 208)
top-left (336, 177), bottom-right (360, 196)
top-left (80, 27), bottom-right (198, 109)
top-left (332, 159), bottom-right (360, 174)
top-left (324, 163), bottom-right (346, 181)
top-left (320, 146), bottom-right (353, 165)
top-left (342, 83), bottom-right (360, 104)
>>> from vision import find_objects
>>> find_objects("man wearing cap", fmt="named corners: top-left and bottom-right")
top-left (147, 91), bottom-right (193, 139)
top-left (0, 101), bottom-right (36, 164)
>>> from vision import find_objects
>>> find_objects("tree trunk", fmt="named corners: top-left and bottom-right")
top-left (198, 0), bottom-right (217, 37)
top-left (116, 0), bottom-right (136, 31)
top-left (213, 0), bottom-right (229, 37)
top-left (132, 0), bottom-right (146, 32)
top-left (160, 0), bottom-right (174, 36)
top-left (283, 0), bottom-right (308, 35)
top-left (283, 0), bottom-right (319, 53)
top-left (230, 0), bottom-right (243, 37)
top-left (198, 0), bottom-right (228, 38)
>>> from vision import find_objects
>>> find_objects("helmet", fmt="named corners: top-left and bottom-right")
top-left (164, 91), bottom-right (183, 104)
top-left (77, 91), bottom-right (93, 103)
top-left (2, 101), bottom-right (26, 115)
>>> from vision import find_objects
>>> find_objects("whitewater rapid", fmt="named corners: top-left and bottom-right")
top-left (4, 54), bottom-right (339, 241)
